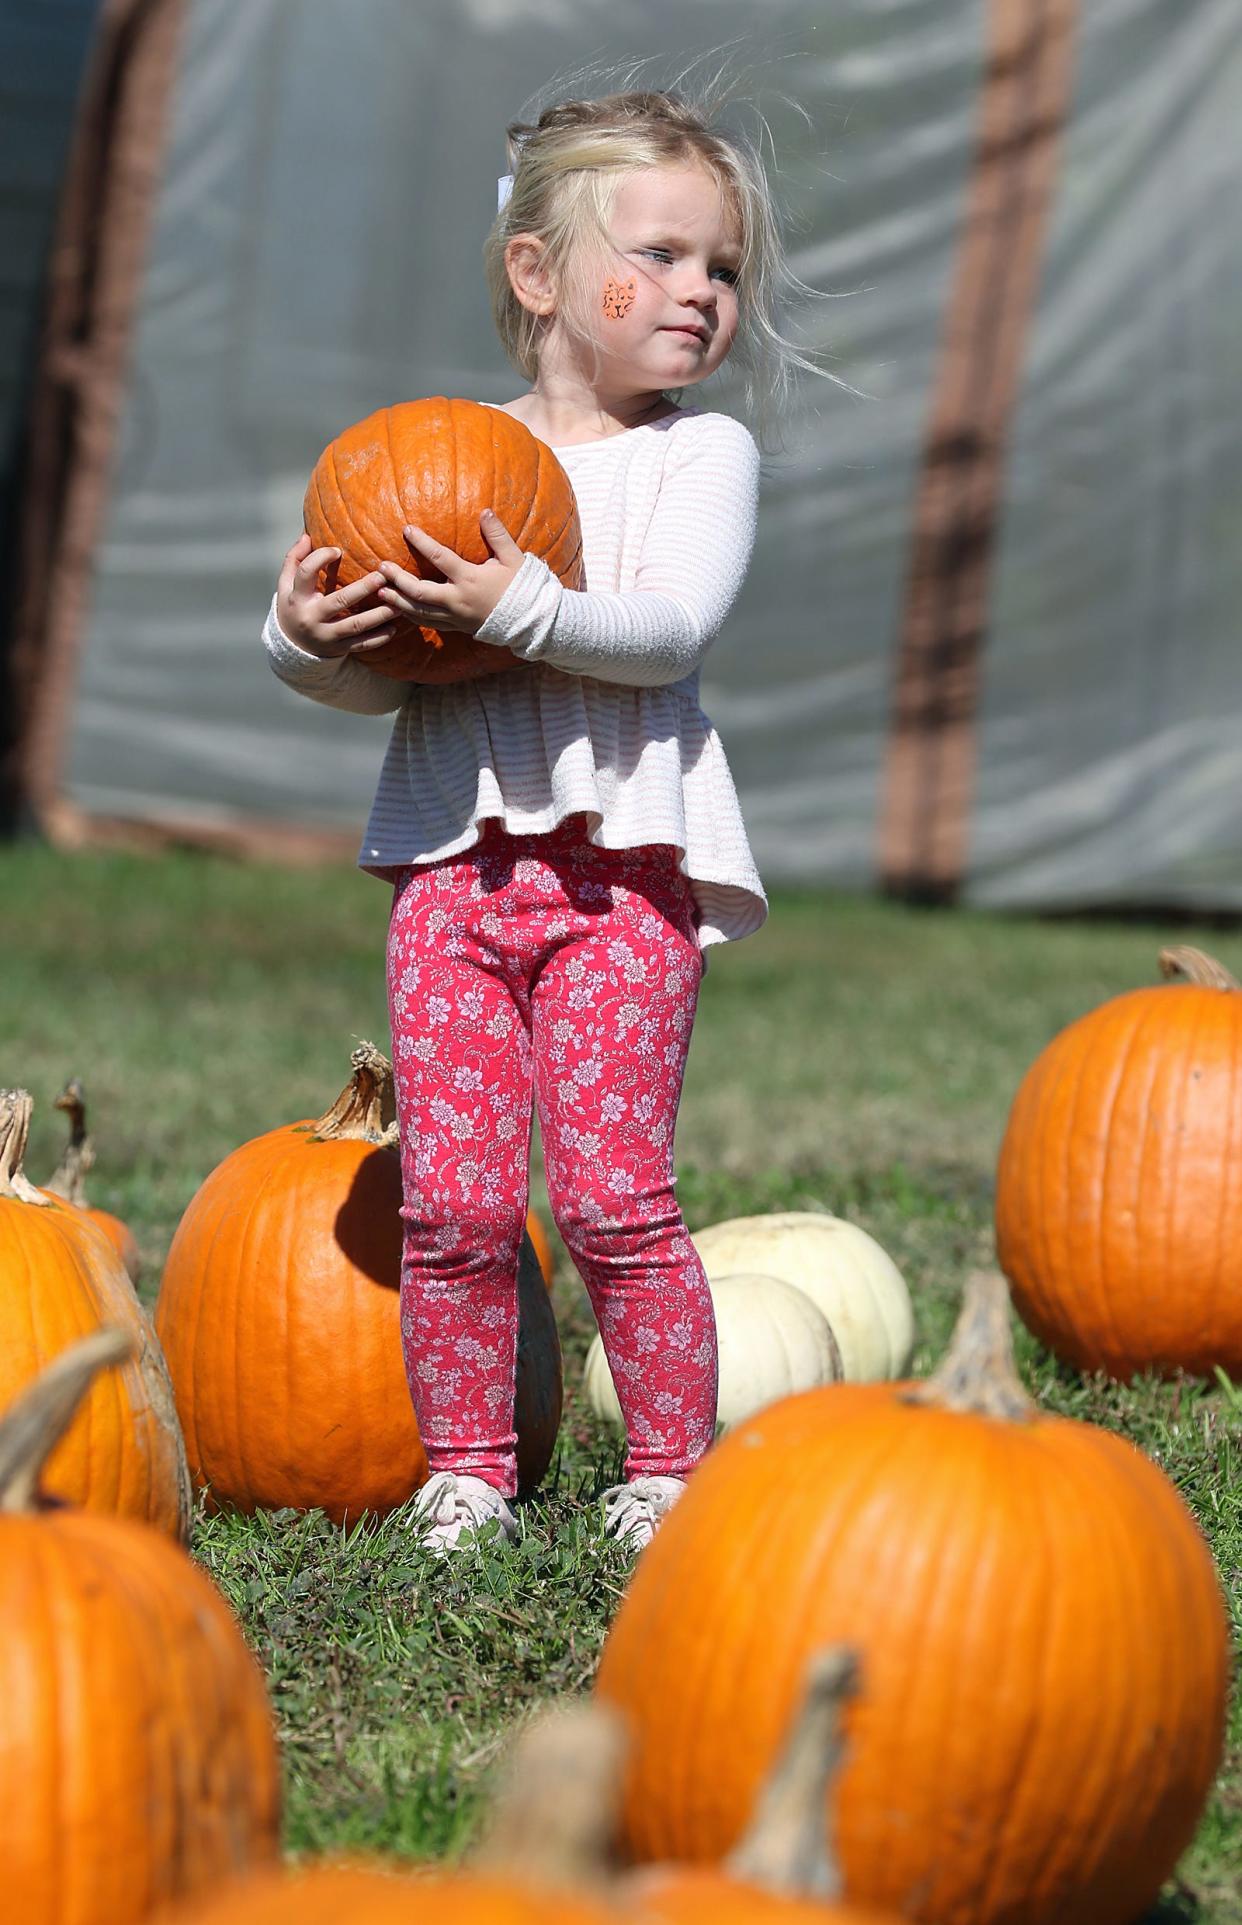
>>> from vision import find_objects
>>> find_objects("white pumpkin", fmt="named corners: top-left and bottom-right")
top-left (583, 1271), bottom-right (843, 1434)
top-left (691, 1211), bottom-right (915, 1382)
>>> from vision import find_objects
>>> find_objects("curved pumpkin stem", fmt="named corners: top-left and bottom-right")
top-left (45, 1077), bottom-right (94, 1207)
top-left (906, 1269), bottom-right (1037, 1422)
top-left (727, 1646), bottom-right (858, 1900)
top-left (471, 1698), bottom-right (627, 1889)
top-left (310, 1043), bottom-right (398, 1146)
top-left (0, 1089), bottom-right (54, 1207)
top-left (1158, 947), bottom-right (1240, 991)
top-left (0, 1326), bottom-right (135, 1513)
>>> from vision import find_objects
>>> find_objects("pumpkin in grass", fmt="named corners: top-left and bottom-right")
top-left (0, 1329), bottom-right (280, 1925)
top-left (585, 1272), bottom-right (843, 1434)
top-left (0, 1088), bottom-right (192, 1539)
top-left (302, 395), bottom-right (584, 684)
top-left (43, 1076), bottom-right (141, 1281)
top-left (154, 1044), bottom-right (562, 1521)
top-left (595, 1270), bottom-right (1228, 1925)
top-left (691, 1212), bottom-right (914, 1381)
top-left (997, 944), bottom-right (1242, 1381)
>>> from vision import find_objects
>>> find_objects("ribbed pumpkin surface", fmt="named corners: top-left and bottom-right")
top-left (595, 1383), bottom-right (1228, 1925)
top-left (996, 980), bottom-right (1242, 1378)
top-left (0, 1509), bottom-right (279, 1925)
top-left (163, 1865), bottom-right (618, 1924)
top-left (0, 1192), bottom-right (189, 1537)
top-left (303, 396), bottom-right (584, 683)
top-left (155, 1119), bottom-right (561, 1519)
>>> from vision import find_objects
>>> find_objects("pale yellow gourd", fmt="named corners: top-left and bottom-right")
top-left (691, 1213), bottom-right (914, 1382)
top-left (584, 1272), bottom-right (843, 1433)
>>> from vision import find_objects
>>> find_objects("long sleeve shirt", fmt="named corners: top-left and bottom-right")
top-left (262, 403), bottom-right (767, 949)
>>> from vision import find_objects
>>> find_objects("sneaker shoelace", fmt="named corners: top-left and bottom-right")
top-left (414, 1471), bottom-right (512, 1548)
top-left (601, 1475), bottom-right (686, 1548)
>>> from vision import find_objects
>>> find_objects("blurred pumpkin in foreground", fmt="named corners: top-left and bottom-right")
top-left (0, 1330), bottom-right (279, 1925)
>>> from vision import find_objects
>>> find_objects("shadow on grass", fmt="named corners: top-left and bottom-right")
top-left (1141, 1887), bottom-right (1201, 1922)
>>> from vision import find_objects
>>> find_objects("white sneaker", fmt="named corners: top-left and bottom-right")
top-left (410, 1471), bottom-right (518, 1554)
top-left (601, 1475), bottom-right (687, 1552)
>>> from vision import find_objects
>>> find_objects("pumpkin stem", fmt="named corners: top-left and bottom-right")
top-left (310, 1043), bottom-right (398, 1146)
top-left (727, 1646), bottom-right (858, 1899)
top-left (45, 1077), bottom-right (94, 1206)
top-left (1158, 947), bottom-right (1240, 991)
top-left (0, 1089), bottom-right (54, 1207)
top-left (906, 1268), bottom-right (1037, 1421)
top-left (471, 1698), bottom-right (627, 1887)
top-left (0, 1326), bottom-right (136, 1513)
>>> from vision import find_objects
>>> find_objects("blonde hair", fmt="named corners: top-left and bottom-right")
top-left (484, 71), bottom-right (843, 449)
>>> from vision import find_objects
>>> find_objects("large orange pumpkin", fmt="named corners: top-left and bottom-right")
top-left (302, 396), bottom-right (584, 684)
top-left (0, 1329), bottom-right (280, 1925)
top-left (43, 1076), bottom-right (141, 1282)
top-left (996, 944), bottom-right (1242, 1379)
top-left (155, 1044), bottom-right (562, 1521)
top-left (594, 1270), bottom-right (1228, 1925)
top-left (0, 1088), bottom-right (191, 1538)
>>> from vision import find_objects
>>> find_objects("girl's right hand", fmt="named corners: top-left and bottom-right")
top-left (276, 533), bottom-right (402, 658)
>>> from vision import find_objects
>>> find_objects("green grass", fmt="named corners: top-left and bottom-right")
top-left (3, 842), bottom-right (1240, 1916)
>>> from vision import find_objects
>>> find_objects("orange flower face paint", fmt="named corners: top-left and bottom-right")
top-left (602, 276), bottom-right (637, 320)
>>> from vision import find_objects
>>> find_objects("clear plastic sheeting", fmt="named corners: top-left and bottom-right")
top-left (58, 0), bottom-right (1242, 909)
top-left (971, 0), bottom-right (1242, 908)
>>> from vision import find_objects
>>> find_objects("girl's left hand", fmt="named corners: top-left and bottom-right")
top-left (351, 510), bottom-right (525, 651)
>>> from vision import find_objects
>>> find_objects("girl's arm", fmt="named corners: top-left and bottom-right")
top-left (279, 415), bottom-right (759, 695)
top-left (262, 536), bottom-right (408, 716)
top-left (474, 413), bottom-right (759, 689)
top-left (262, 597), bottom-right (408, 716)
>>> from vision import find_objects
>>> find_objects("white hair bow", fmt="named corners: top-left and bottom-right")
top-left (497, 174), bottom-right (514, 212)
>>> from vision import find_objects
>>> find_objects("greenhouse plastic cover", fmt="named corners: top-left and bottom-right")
top-left (57, 0), bottom-right (1242, 908)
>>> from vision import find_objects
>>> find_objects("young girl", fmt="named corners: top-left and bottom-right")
top-left (263, 86), bottom-right (810, 1554)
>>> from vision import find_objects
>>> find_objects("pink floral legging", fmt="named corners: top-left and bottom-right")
top-left (386, 815), bottom-right (718, 1498)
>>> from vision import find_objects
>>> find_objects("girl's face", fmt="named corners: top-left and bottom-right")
top-left (588, 162), bottom-right (742, 393)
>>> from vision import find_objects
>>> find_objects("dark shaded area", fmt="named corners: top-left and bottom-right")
top-left (1142, 1887), bottom-right (1203, 1923)
top-left (1041, 903), bottom-right (1242, 933)
top-left (881, 889), bottom-right (1242, 930)
top-left (0, 1), bottom-right (101, 835)
top-left (330, 1143), bottom-right (404, 1285)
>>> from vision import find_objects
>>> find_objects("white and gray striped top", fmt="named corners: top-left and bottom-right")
top-left (262, 404), bottom-right (767, 949)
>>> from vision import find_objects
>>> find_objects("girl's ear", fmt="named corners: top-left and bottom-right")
top-left (504, 235), bottom-right (557, 317)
